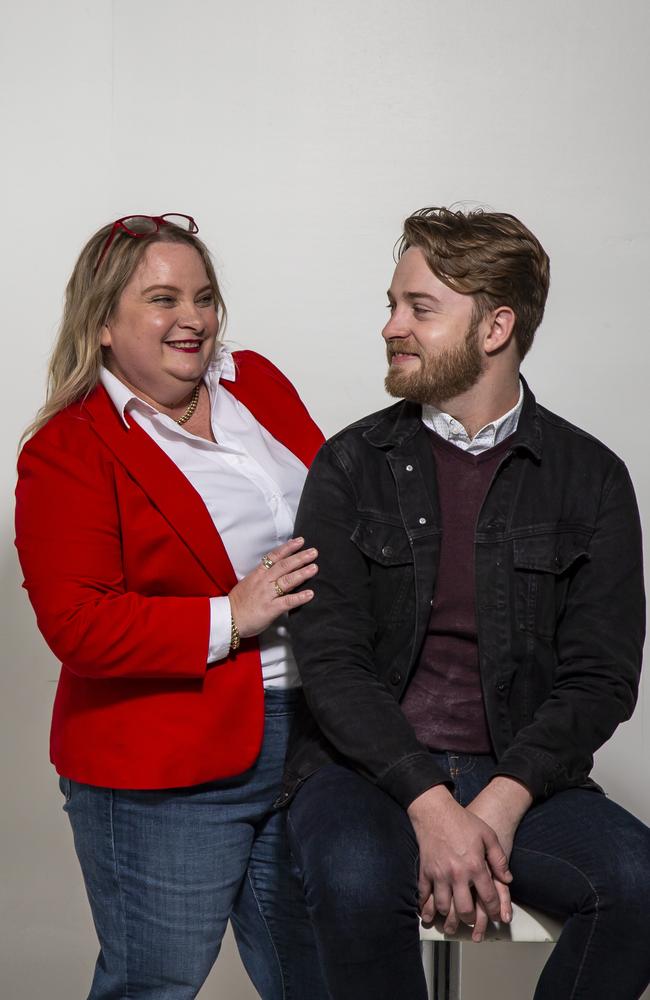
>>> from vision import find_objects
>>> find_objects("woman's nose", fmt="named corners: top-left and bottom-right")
top-left (177, 304), bottom-right (203, 329)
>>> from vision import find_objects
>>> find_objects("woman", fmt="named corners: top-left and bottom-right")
top-left (15, 214), bottom-right (329, 1000)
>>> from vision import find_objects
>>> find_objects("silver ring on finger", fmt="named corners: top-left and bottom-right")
top-left (273, 580), bottom-right (285, 598)
top-left (261, 554), bottom-right (274, 570)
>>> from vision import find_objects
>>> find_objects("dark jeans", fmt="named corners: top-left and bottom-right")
top-left (61, 689), bottom-right (328, 1000)
top-left (288, 755), bottom-right (650, 1000)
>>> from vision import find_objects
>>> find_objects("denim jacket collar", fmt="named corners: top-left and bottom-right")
top-left (364, 376), bottom-right (542, 460)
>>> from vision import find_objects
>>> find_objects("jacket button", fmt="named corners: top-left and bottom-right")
top-left (418, 517), bottom-right (427, 525)
top-left (496, 681), bottom-right (507, 692)
top-left (405, 464), bottom-right (414, 472)
top-left (389, 670), bottom-right (402, 685)
top-left (382, 544), bottom-right (393, 557)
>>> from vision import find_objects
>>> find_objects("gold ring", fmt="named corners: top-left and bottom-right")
top-left (273, 580), bottom-right (285, 598)
top-left (261, 554), bottom-right (274, 569)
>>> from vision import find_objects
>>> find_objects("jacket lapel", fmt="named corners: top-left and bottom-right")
top-left (225, 354), bottom-right (324, 466)
top-left (83, 386), bottom-right (237, 594)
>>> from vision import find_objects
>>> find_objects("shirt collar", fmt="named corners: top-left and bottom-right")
top-left (99, 343), bottom-right (237, 429)
top-left (421, 380), bottom-right (524, 452)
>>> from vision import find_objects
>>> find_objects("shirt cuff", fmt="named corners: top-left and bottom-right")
top-left (208, 596), bottom-right (233, 662)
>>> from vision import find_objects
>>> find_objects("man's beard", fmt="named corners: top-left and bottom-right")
top-left (384, 315), bottom-right (484, 407)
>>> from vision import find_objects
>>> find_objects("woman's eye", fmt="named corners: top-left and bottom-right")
top-left (152, 296), bottom-right (175, 305)
top-left (197, 295), bottom-right (214, 307)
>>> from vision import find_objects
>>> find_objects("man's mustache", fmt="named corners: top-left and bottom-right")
top-left (386, 340), bottom-right (422, 359)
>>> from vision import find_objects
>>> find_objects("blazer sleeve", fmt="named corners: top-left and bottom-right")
top-left (15, 418), bottom-right (211, 681)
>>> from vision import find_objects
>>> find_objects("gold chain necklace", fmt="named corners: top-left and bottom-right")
top-left (176, 383), bottom-right (201, 425)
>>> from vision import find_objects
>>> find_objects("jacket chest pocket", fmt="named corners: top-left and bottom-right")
top-left (513, 532), bottom-right (591, 638)
top-left (351, 520), bottom-right (414, 623)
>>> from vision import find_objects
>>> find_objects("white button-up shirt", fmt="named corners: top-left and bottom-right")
top-left (100, 347), bottom-right (308, 687)
top-left (421, 381), bottom-right (524, 454)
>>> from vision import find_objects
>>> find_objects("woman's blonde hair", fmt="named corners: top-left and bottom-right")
top-left (22, 220), bottom-right (226, 444)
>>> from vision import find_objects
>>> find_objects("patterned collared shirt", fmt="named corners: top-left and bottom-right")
top-left (421, 381), bottom-right (524, 455)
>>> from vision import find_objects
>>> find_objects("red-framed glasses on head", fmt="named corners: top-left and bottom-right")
top-left (94, 214), bottom-right (199, 274)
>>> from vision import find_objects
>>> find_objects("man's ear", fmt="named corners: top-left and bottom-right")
top-left (483, 307), bottom-right (516, 355)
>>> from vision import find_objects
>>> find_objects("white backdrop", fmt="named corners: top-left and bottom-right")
top-left (2, 2), bottom-right (648, 998)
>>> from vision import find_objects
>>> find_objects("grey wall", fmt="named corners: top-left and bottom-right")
top-left (2, 2), bottom-right (648, 997)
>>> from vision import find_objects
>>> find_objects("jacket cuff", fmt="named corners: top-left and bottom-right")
top-left (491, 746), bottom-right (567, 801)
top-left (378, 752), bottom-right (453, 810)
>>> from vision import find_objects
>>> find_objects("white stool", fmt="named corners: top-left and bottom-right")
top-left (420, 902), bottom-right (563, 999)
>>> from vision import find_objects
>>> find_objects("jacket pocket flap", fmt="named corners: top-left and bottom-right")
top-left (513, 533), bottom-right (590, 574)
top-left (351, 520), bottom-right (413, 565)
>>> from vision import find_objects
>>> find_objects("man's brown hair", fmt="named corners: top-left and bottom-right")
top-left (397, 206), bottom-right (550, 358)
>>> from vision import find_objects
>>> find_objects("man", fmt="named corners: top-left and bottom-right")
top-left (281, 207), bottom-right (650, 999)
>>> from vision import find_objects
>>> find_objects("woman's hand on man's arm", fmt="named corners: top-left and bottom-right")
top-left (228, 537), bottom-right (318, 639)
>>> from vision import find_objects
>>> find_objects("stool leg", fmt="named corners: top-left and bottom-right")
top-left (421, 940), bottom-right (435, 998)
top-left (433, 942), bottom-right (462, 1000)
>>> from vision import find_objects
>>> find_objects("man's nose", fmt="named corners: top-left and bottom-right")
top-left (382, 309), bottom-right (409, 340)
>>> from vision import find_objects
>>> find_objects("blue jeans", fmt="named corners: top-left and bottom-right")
top-left (61, 689), bottom-right (328, 1000)
top-left (288, 755), bottom-right (650, 1000)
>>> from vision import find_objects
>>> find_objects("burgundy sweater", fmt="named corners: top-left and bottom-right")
top-left (400, 430), bottom-right (513, 753)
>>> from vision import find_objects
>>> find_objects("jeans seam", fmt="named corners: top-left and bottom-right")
top-left (108, 790), bottom-right (131, 1000)
top-left (412, 850), bottom-right (421, 919)
top-left (514, 846), bottom-right (600, 1000)
top-left (245, 865), bottom-right (287, 999)
top-left (568, 879), bottom-right (599, 1000)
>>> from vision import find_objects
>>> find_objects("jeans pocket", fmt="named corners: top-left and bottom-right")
top-left (58, 775), bottom-right (72, 806)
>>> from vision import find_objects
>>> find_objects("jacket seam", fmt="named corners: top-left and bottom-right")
top-left (327, 441), bottom-right (362, 508)
top-left (377, 751), bottom-right (435, 784)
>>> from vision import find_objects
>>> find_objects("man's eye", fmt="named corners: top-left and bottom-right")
top-left (386, 303), bottom-right (395, 311)
top-left (413, 306), bottom-right (430, 315)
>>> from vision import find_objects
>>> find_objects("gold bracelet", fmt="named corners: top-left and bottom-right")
top-left (230, 615), bottom-right (241, 652)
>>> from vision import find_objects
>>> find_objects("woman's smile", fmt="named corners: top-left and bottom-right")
top-left (165, 339), bottom-right (204, 353)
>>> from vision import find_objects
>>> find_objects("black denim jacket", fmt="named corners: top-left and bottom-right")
top-left (279, 381), bottom-right (645, 809)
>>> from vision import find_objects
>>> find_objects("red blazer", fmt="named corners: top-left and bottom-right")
top-left (15, 351), bottom-right (324, 789)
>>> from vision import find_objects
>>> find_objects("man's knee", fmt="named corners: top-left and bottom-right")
top-left (288, 766), bottom-right (419, 935)
top-left (514, 791), bottom-right (650, 927)
top-left (598, 818), bottom-right (650, 918)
